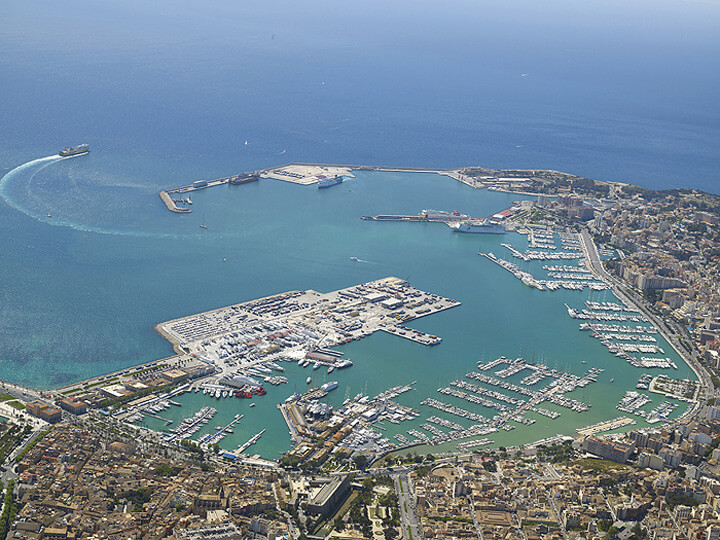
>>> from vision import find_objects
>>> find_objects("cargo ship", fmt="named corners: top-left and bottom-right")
top-left (317, 175), bottom-right (343, 189)
top-left (58, 144), bottom-right (90, 157)
top-left (454, 219), bottom-right (506, 234)
top-left (229, 172), bottom-right (260, 185)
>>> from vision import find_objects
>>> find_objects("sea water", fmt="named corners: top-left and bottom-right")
top-left (0, 164), bottom-right (695, 457)
top-left (0, 0), bottom-right (716, 456)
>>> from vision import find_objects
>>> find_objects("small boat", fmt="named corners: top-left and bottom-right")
top-left (47, 212), bottom-right (51, 218)
top-left (306, 376), bottom-right (312, 384)
top-left (350, 256), bottom-right (359, 262)
top-left (610, 378), bottom-right (614, 383)
top-left (249, 403), bottom-right (256, 408)
top-left (200, 224), bottom-right (208, 229)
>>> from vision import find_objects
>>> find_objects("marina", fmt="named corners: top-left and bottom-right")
top-left (29, 170), bottom-right (697, 460)
top-left (480, 251), bottom-right (609, 292)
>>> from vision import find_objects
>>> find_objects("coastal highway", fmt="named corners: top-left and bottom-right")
top-left (580, 229), bottom-right (713, 421)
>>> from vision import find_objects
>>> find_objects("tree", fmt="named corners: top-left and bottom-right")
top-left (353, 454), bottom-right (368, 471)
top-left (154, 463), bottom-right (177, 477)
top-left (628, 523), bottom-right (648, 540)
top-left (384, 526), bottom-right (398, 539)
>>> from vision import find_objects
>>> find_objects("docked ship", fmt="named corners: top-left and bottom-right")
top-left (454, 219), bottom-right (506, 234)
top-left (420, 209), bottom-right (469, 221)
top-left (317, 175), bottom-right (343, 189)
top-left (58, 144), bottom-right (90, 157)
top-left (229, 172), bottom-right (259, 185)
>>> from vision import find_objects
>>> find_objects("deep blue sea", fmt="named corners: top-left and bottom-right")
top-left (0, 0), bottom-right (718, 456)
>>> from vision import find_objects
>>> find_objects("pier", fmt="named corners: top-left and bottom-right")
top-left (361, 210), bottom-right (472, 225)
top-left (157, 162), bottom-right (464, 213)
top-left (236, 429), bottom-right (266, 454)
top-left (159, 190), bottom-right (191, 213)
top-left (202, 413), bottom-right (244, 446)
top-left (158, 171), bottom-right (261, 213)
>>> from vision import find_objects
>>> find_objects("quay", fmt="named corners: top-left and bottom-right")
top-left (155, 277), bottom-right (460, 395)
top-left (576, 417), bottom-right (636, 437)
top-left (380, 325), bottom-right (442, 345)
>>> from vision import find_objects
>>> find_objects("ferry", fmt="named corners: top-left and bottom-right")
top-left (420, 209), bottom-right (469, 221)
top-left (317, 175), bottom-right (343, 189)
top-left (453, 219), bottom-right (506, 234)
top-left (58, 144), bottom-right (90, 157)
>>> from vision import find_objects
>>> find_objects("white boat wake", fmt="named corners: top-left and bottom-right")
top-left (0, 154), bottom-right (192, 239)
top-left (0, 154), bottom-right (65, 210)
top-left (350, 257), bottom-right (374, 264)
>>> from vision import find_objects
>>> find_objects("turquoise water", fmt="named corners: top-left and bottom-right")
top-left (1, 159), bottom-right (693, 457)
top-left (0, 0), bottom-right (714, 456)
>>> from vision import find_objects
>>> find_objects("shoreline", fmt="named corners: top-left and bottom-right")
top-left (1, 162), bottom-right (712, 462)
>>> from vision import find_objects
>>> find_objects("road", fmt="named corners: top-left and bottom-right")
top-left (0, 380), bottom-right (44, 403)
top-left (467, 493), bottom-right (484, 539)
top-left (394, 473), bottom-right (421, 540)
top-left (547, 488), bottom-right (570, 540)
